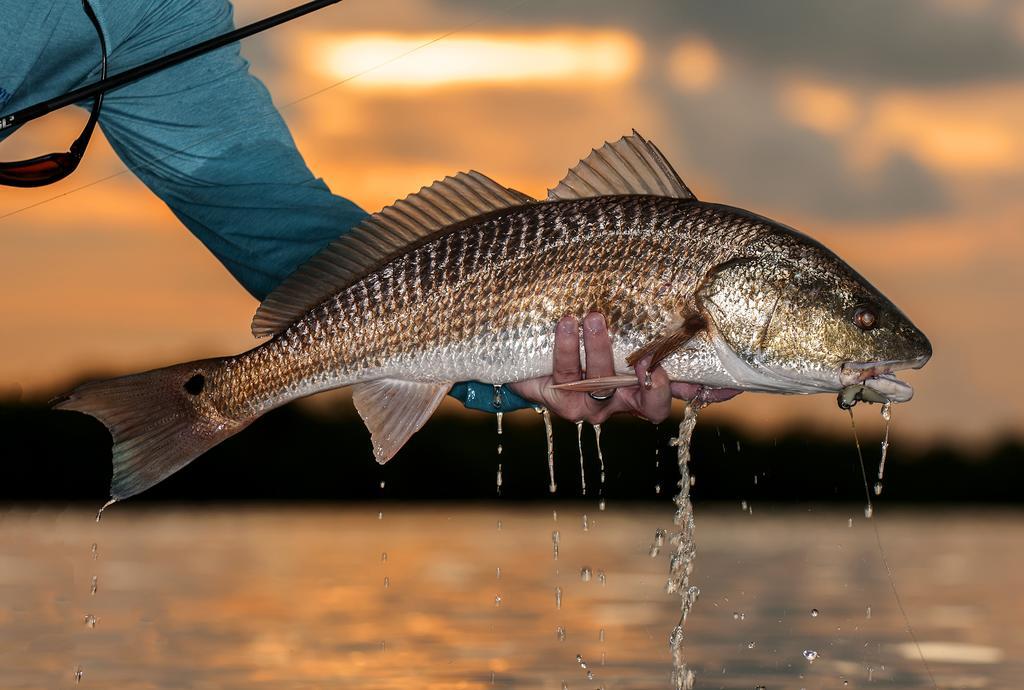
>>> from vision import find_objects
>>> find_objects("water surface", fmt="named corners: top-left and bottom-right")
top-left (1, 505), bottom-right (1020, 689)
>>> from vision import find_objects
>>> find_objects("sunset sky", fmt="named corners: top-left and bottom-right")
top-left (1, 0), bottom-right (1022, 446)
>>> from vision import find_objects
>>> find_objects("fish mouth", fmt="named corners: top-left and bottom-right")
top-left (839, 355), bottom-right (930, 403)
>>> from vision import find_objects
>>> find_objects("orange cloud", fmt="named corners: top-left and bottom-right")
top-left (307, 31), bottom-right (641, 89)
top-left (668, 36), bottom-right (721, 93)
top-left (779, 78), bottom-right (858, 135)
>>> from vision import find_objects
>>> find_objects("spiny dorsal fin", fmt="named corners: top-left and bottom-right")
top-left (352, 378), bottom-right (451, 464)
top-left (252, 172), bottom-right (535, 337)
top-left (547, 130), bottom-right (696, 201)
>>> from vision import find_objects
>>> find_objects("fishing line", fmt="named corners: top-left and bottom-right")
top-left (848, 408), bottom-right (938, 689)
top-left (0, 0), bottom-right (533, 223)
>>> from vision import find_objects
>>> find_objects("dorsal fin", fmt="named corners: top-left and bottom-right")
top-left (252, 171), bottom-right (535, 337)
top-left (547, 130), bottom-right (696, 201)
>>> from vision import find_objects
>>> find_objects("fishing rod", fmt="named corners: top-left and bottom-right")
top-left (0, 0), bottom-right (343, 133)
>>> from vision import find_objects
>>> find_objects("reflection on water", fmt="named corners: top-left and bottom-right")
top-left (1, 505), bottom-right (1021, 689)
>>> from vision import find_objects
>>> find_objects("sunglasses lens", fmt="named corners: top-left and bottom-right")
top-left (0, 153), bottom-right (78, 187)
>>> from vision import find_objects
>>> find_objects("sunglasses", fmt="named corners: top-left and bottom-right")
top-left (0, 1), bottom-right (107, 188)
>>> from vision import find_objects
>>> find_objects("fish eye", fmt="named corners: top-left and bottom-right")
top-left (853, 305), bottom-right (879, 331)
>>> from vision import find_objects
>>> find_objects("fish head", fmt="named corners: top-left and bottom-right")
top-left (698, 231), bottom-right (931, 401)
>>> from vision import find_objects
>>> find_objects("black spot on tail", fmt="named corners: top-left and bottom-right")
top-left (183, 374), bottom-right (205, 395)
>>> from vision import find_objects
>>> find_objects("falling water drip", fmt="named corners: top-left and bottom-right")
top-left (94, 498), bottom-right (116, 523)
top-left (803, 649), bottom-right (819, 663)
top-left (379, 480), bottom-right (386, 489)
top-left (83, 614), bottom-right (97, 629)
top-left (598, 628), bottom-right (605, 643)
top-left (581, 513), bottom-right (589, 531)
top-left (496, 411), bottom-right (504, 495)
top-left (89, 576), bottom-right (98, 596)
top-left (555, 586), bottom-right (563, 610)
top-left (74, 666), bottom-right (83, 684)
top-left (496, 567), bottom-right (501, 579)
top-left (580, 567), bottom-right (592, 582)
top-left (811, 608), bottom-right (819, 618)
top-left (552, 530), bottom-right (560, 560)
top-left (596, 570), bottom-right (606, 585)
top-left (592, 423), bottom-right (606, 489)
top-left (536, 407), bottom-right (557, 493)
top-left (494, 595), bottom-right (502, 607)
top-left (383, 576), bottom-right (390, 589)
top-left (576, 421), bottom-right (587, 495)
top-left (666, 403), bottom-right (702, 690)
top-left (377, 511), bottom-right (384, 520)
top-left (380, 551), bottom-right (388, 563)
top-left (649, 528), bottom-right (667, 557)
top-left (90, 543), bottom-right (98, 560)
top-left (598, 498), bottom-right (606, 511)
top-left (556, 625), bottom-right (567, 641)
top-left (492, 384), bottom-right (503, 409)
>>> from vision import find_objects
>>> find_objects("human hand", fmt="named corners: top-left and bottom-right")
top-left (507, 313), bottom-right (741, 425)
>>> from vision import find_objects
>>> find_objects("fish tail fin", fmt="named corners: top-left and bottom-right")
top-left (52, 359), bottom-right (252, 501)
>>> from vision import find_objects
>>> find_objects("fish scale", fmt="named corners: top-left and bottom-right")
top-left (54, 132), bottom-right (930, 501)
top-left (208, 197), bottom-right (761, 421)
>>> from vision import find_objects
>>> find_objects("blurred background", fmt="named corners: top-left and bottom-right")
top-left (1, 1), bottom-right (1022, 688)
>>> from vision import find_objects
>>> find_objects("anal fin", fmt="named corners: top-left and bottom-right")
top-left (626, 314), bottom-right (707, 369)
top-left (352, 379), bottom-right (451, 464)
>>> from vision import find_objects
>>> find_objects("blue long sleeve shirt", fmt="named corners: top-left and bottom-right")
top-left (0, 0), bottom-right (530, 413)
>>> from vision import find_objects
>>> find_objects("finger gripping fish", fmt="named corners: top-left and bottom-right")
top-left (54, 131), bottom-right (931, 501)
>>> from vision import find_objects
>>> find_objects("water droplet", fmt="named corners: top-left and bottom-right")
top-left (496, 519), bottom-right (502, 530)
top-left (576, 654), bottom-right (587, 669)
top-left (668, 624), bottom-right (684, 648)
top-left (881, 400), bottom-right (891, 422)
top-left (555, 586), bottom-right (563, 609)
top-left (95, 498), bottom-right (116, 523)
top-left (874, 481), bottom-right (883, 495)
top-left (74, 666), bottom-right (83, 684)
top-left (598, 628), bottom-right (605, 643)
top-left (746, 641), bottom-right (756, 649)
top-left (83, 614), bottom-right (97, 629)
top-left (377, 511), bottom-right (384, 520)
top-left (740, 500), bottom-right (748, 512)
top-left (811, 608), bottom-right (819, 617)
top-left (576, 420), bottom-right (587, 496)
top-left (379, 480), bottom-right (386, 489)
top-left (802, 649), bottom-right (818, 663)
top-left (89, 576), bottom-right (97, 596)
top-left (496, 464), bottom-right (503, 492)
top-left (90, 543), bottom-right (98, 560)
top-left (380, 551), bottom-right (388, 563)
top-left (598, 498), bottom-right (606, 511)
top-left (492, 385), bottom-right (503, 409)
top-left (864, 504), bottom-right (874, 518)
top-left (596, 570), bottom-right (607, 585)
top-left (732, 611), bottom-right (745, 621)
top-left (650, 528), bottom-right (667, 557)
top-left (654, 483), bottom-right (662, 495)
top-left (383, 576), bottom-right (390, 589)
top-left (496, 566), bottom-right (501, 579)
top-left (848, 517), bottom-right (854, 528)
top-left (556, 625), bottom-right (566, 641)
top-left (537, 407), bottom-right (557, 493)
top-left (866, 605), bottom-right (872, 619)
top-left (552, 530), bottom-right (560, 560)
top-left (494, 594), bottom-right (502, 607)
top-left (582, 513), bottom-right (589, 531)
top-left (561, 682), bottom-right (568, 690)
top-left (580, 566), bottom-right (592, 582)
top-left (380, 640), bottom-right (386, 651)
top-left (643, 369), bottom-right (653, 389)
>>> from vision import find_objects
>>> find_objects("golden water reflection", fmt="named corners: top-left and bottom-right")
top-left (1, 506), bottom-right (1021, 689)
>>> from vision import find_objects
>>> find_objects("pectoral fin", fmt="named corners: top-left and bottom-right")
top-left (626, 314), bottom-right (707, 369)
top-left (352, 379), bottom-right (451, 464)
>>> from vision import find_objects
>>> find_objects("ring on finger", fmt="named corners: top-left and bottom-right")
top-left (588, 390), bottom-right (614, 402)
